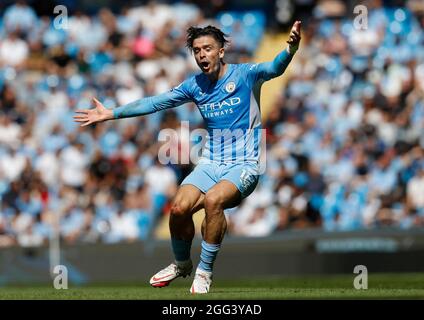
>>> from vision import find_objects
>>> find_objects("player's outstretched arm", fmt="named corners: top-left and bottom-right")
top-left (73, 83), bottom-right (192, 127)
top-left (254, 20), bottom-right (301, 81)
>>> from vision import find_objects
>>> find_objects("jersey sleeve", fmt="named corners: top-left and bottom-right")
top-left (244, 48), bottom-right (294, 84)
top-left (113, 78), bottom-right (193, 119)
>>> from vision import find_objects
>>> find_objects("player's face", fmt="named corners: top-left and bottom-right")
top-left (192, 36), bottom-right (224, 75)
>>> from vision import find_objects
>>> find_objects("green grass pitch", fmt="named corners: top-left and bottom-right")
top-left (1, 273), bottom-right (424, 299)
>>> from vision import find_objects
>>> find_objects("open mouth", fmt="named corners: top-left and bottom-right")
top-left (200, 61), bottom-right (210, 71)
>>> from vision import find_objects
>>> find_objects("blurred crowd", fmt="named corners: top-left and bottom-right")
top-left (0, 0), bottom-right (423, 247)
top-left (229, 0), bottom-right (424, 236)
top-left (0, 0), bottom-right (262, 247)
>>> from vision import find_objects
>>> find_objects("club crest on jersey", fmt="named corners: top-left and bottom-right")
top-left (225, 81), bottom-right (236, 93)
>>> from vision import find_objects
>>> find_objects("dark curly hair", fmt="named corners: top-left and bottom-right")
top-left (186, 25), bottom-right (229, 51)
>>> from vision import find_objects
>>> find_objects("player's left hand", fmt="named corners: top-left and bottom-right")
top-left (287, 20), bottom-right (301, 55)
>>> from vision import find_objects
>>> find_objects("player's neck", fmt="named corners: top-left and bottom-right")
top-left (207, 62), bottom-right (227, 83)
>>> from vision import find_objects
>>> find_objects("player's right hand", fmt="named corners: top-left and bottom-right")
top-left (73, 97), bottom-right (114, 127)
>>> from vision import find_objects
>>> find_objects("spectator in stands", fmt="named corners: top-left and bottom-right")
top-left (0, 0), bottom-right (423, 247)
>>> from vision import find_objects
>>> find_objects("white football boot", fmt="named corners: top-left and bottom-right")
top-left (190, 268), bottom-right (213, 294)
top-left (150, 260), bottom-right (193, 288)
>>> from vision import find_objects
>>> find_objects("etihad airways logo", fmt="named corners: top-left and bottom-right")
top-left (157, 121), bottom-right (267, 174)
top-left (198, 97), bottom-right (241, 114)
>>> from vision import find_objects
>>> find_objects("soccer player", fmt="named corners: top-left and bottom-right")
top-left (74, 21), bottom-right (301, 293)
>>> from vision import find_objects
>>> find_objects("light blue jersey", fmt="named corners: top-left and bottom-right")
top-left (113, 48), bottom-right (294, 164)
top-left (172, 63), bottom-right (265, 163)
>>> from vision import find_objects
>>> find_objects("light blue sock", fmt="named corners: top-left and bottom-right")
top-left (198, 240), bottom-right (221, 272)
top-left (171, 238), bottom-right (192, 262)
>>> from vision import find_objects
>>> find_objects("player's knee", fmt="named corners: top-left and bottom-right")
top-left (204, 190), bottom-right (224, 212)
top-left (170, 200), bottom-right (191, 217)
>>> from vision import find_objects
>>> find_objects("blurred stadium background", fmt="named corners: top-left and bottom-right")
top-left (0, 0), bottom-right (424, 286)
